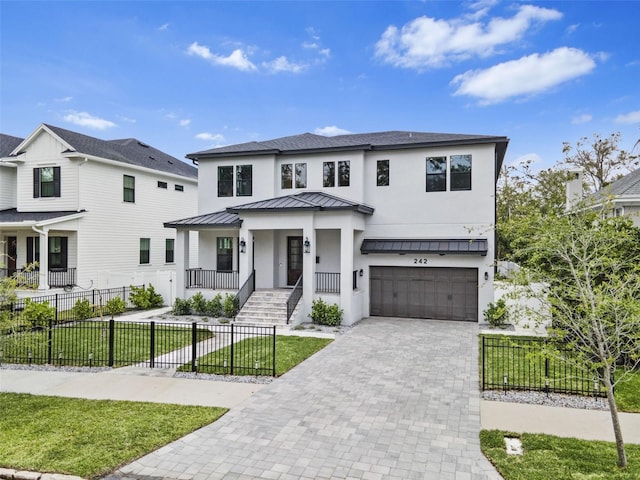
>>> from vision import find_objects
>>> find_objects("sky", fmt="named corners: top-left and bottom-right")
top-left (1, 1), bottom-right (639, 171)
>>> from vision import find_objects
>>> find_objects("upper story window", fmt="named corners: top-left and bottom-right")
top-left (175, 184), bottom-right (184, 192)
top-left (450, 155), bottom-right (472, 191)
top-left (33, 167), bottom-right (61, 198)
top-left (295, 163), bottom-right (307, 188)
top-left (323, 162), bottom-right (335, 187)
top-left (426, 157), bottom-right (447, 192)
top-left (236, 165), bottom-right (252, 196)
top-left (281, 164), bottom-right (293, 189)
top-left (218, 166), bottom-right (233, 197)
top-left (377, 160), bottom-right (389, 186)
top-left (157, 181), bottom-right (168, 189)
top-left (123, 175), bottom-right (135, 202)
top-left (338, 161), bottom-right (350, 187)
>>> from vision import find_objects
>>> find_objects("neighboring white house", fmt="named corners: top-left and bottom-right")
top-left (590, 167), bottom-right (640, 227)
top-left (166, 130), bottom-right (508, 325)
top-left (0, 124), bottom-right (198, 302)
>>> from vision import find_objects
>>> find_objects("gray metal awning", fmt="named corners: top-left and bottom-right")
top-left (360, 238), bottom-right (488, 256)
top-left (164, 210), bottom-right (241, 229)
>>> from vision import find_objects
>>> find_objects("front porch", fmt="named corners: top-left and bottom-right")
top-left (0, 267), bottom-right (77, 289)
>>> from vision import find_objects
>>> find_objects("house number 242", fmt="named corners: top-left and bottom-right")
top-left (413, 258), bottom-right (428, 265)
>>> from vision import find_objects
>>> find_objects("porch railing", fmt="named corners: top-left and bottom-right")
top-left (185, 269), bottom-right (239, 290)
top-left (0, 268), bottom-right (77, 288)
top-left (315, 272), bottom-right (340, 293)
top-left (286, 275), bottom-right (303, 324)
top-left (235, 270), bottom-right (255, 313)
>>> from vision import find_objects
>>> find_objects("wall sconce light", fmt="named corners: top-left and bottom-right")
top-left (239, 237), bottom-right (246, 253)
top-left (359, 269), bottom-right (364, 277)
top-left (484, 271), bottom-right (489, 281)
top-left (303, 237), bottom-right (310, 253)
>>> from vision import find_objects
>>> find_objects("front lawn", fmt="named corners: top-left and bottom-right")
top-left (481, 430), bottom-right (640, 479)
top-left (0, 392), bottom-right (226, 478)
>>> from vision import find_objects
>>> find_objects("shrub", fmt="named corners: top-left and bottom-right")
top-left (483, 298), bottom-right (509, 327)
top-left (191, 292), bottom-right (207, 315)
top-left (104, 297), bottom-right (126, 318)
top-left (73, 298), bottom-right (94, 321)
top-left (205, 294), bottom-right (223, 317)
top-left (23, 298), bottom-right (55, 328)
top-left (223, 294), bottom-right (237, 318)
top-left (172, 297), bottom-right (192, 316)
top-left (129, 284), bottom-right (164, 310)
top-left (309, 298), bottom-right (343, 326)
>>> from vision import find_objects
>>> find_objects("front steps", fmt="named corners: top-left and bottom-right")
top-left (235, 289), bottom-right (299, 326)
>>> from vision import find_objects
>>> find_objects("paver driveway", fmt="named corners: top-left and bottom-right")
top-left (107, 318), bottom-right (502, 480)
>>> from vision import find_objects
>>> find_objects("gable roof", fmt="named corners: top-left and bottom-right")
top-left (187, 130), bottom-right (509, 170)
top-left (0, 133), bottom-right (24, 158)
top-left (590, 168), bottom-right (640, 203)
top-left (7, 124), bottom-right (197, 179)
top-left (226, 191), bottom-right (375, 215)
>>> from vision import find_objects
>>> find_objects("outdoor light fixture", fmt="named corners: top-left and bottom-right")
top-left (484, 271), bottom-right (489, 281)
top-left (239, 237), bottom-right (246, 253)
top-left (359, 269), bottom-right (364, 277)
top-left (303, 237), bottom-right (311, 253)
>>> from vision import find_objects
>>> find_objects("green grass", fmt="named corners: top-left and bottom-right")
top-left (0, 322), bottom-right (214, 367)
top-left (615, 373), bottom-right (640, 413)
top-left (0, 392), bottom-right (226, 478)
top-left (178, 335), bottom-right (333, 376)
top-left (481, 430), bottom-right (640, 479)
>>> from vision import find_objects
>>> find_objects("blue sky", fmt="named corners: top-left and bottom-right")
top-left (1, 1), bottom-right (639, 170)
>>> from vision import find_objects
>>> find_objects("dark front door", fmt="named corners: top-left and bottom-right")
top-left (7, 236), bottom-right (17, 275)
top-left (287, 236), bottom-right (303, 285)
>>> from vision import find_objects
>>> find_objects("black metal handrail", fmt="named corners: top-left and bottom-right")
top-left (185, 269), bottom-right (239, 289)
top-left (286, 275), bottom-right (303, 324)
top-left (315, 272), bottom-right (340, 293)
top-left (235, 270), bottom-right (255, 313)
top-left (0, 268), bottom-right (77, 288)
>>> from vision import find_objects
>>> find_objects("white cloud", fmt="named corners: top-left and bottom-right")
top-left (314, 126), bottom-right (352, 136)
top-left (158, 23), bottom-right (169, 31)
top-left (615, 110), bottom-right (640, 124)
top-left (195, 132), bottom-right (225, 142)
top-left (571, 113), bottom-right (592, 124)
top-left (263, 56), bottom-right (307, 74)
top-left (566, 23), bottom-right (579, 35)
top-left (179, 119), bottom-right (191, 127)
top-left (451, 47), bottom-right (596, 104)
top-left (117, 115), bottom-right (137, 124)
top-left (54, 96), bottom-right (73, 103)
top-left (63, 111), bottom-right (116, 130)
top-left (375, 4), bottom-right (562, 69)
top-left (187, 42), bottom-right (257, 72)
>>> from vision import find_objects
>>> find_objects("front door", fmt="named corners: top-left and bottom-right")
top-left (287, 236), bottom-right (303, 285)
top-left (7, 236), bottom-right (17, 275)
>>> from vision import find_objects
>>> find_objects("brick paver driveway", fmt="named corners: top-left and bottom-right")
top-left (107, 318), bottom-right (502, 480)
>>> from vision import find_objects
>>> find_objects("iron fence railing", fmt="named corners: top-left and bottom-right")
top-left (2, 286), bottom-right (139, 327)
top-left (0, 268), bottom-right (77, 288)
top-left (235, 270), bottom-right (255, 313)
top-left (0, 320), bottom-right (277, 376)
top-left (315, 272), bottom-right (340, 293)
top-left (481, 335), bottom-right (607, 397)
top-left (185, 269), bottom-right (239, 290)
top-left (286, 275), bottom-right (303, 324)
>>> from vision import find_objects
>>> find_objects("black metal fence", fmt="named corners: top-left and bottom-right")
top-left (3, 286), bottom-right (139, 326)
top-left (186, 269), bottom-right (239, 290)
top-left (481, 336), bottom-right (606, 397)
top-left (315, 272), bottom-right (340, 293)
top-left (0, 320), bottom-right (277, 376)
top-left (0, 268), bottom-right (77, 288)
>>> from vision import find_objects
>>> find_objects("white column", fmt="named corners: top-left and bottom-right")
top-left (302, 218), bottom-right (316, 315)
top-left (238, 228), bottom-right (252, 284)
top-left (339, 220), bottom-right (354, 324)
top-left (175, 229), bottom-right (190, 298)
top-left (36, 228), bottom-right (50, 291)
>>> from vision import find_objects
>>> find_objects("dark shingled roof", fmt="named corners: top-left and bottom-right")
top-left (188, 130), bottom-right (509, 161)
top-left (164, 210), bottom-right (241, 229)
top-left (38, 124), bottom-right (197, 179)
top-left (590, 167), bottom-right (640, 201)
top-left (0, 208), bottom-right (85, 223)
top-left (360, 238), bottom-right (488, 256)
top-left (226, 192), bottom-right (374, 215)
top-left (0, 134), bottom-right (24, 158)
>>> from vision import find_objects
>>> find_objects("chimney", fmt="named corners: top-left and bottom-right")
top-left (565, 169), bottom-right (583, 211)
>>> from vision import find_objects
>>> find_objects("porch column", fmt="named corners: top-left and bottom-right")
top-left (302, 221), bottom-right (316, 316)
top-left (35, 228), bottom-right (49, 290)
top-left (238, 228), bottom-right (253, 284)
top-left (175, 229), bottom-right (190, 298)
top-left (339, 222), bottom-right (354, 323)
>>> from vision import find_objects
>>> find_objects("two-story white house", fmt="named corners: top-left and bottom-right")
top-left (0, 124), bottom-right (198, 301)
top-left (166, 131), bottom-right (508, 325)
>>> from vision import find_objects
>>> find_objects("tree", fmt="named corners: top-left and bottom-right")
top-left (562, 132), bottom-right (639, 193)
top-left (509, 205), bottom-right (640, 468)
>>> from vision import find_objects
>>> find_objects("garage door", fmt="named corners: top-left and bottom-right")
top-left (369, 267), bottom-right (478, 321)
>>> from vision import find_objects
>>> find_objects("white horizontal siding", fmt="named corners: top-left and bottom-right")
top-left (0, 166), bottom-right (17, 210)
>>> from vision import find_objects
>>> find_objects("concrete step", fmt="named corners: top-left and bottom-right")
top-left (235, 289), bottom-right (297, 326)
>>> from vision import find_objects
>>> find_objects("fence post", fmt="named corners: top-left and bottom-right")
top-left (191, 322), bottom-right (197, 372)
top-left (47, 318), bottom-right (53, 364)
top-left (55, 294), bottom-right (59, 323)
top-left (230, 323), bottom-right (234, 375)
top-left (481, 336), bottom-right (485, 391)
top-left (150, 321), bottom-right (155, 368)
top-left (108, 319), bottom-right (115, 367)
top-left (272, 325), bottom-right (276, 377)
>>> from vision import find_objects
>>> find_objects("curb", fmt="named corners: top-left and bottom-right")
top-left (0, 469), bottom-right (84, 480)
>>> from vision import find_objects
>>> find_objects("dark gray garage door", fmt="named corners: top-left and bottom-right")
top-left (369, 267), bottom-right (478, 321)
